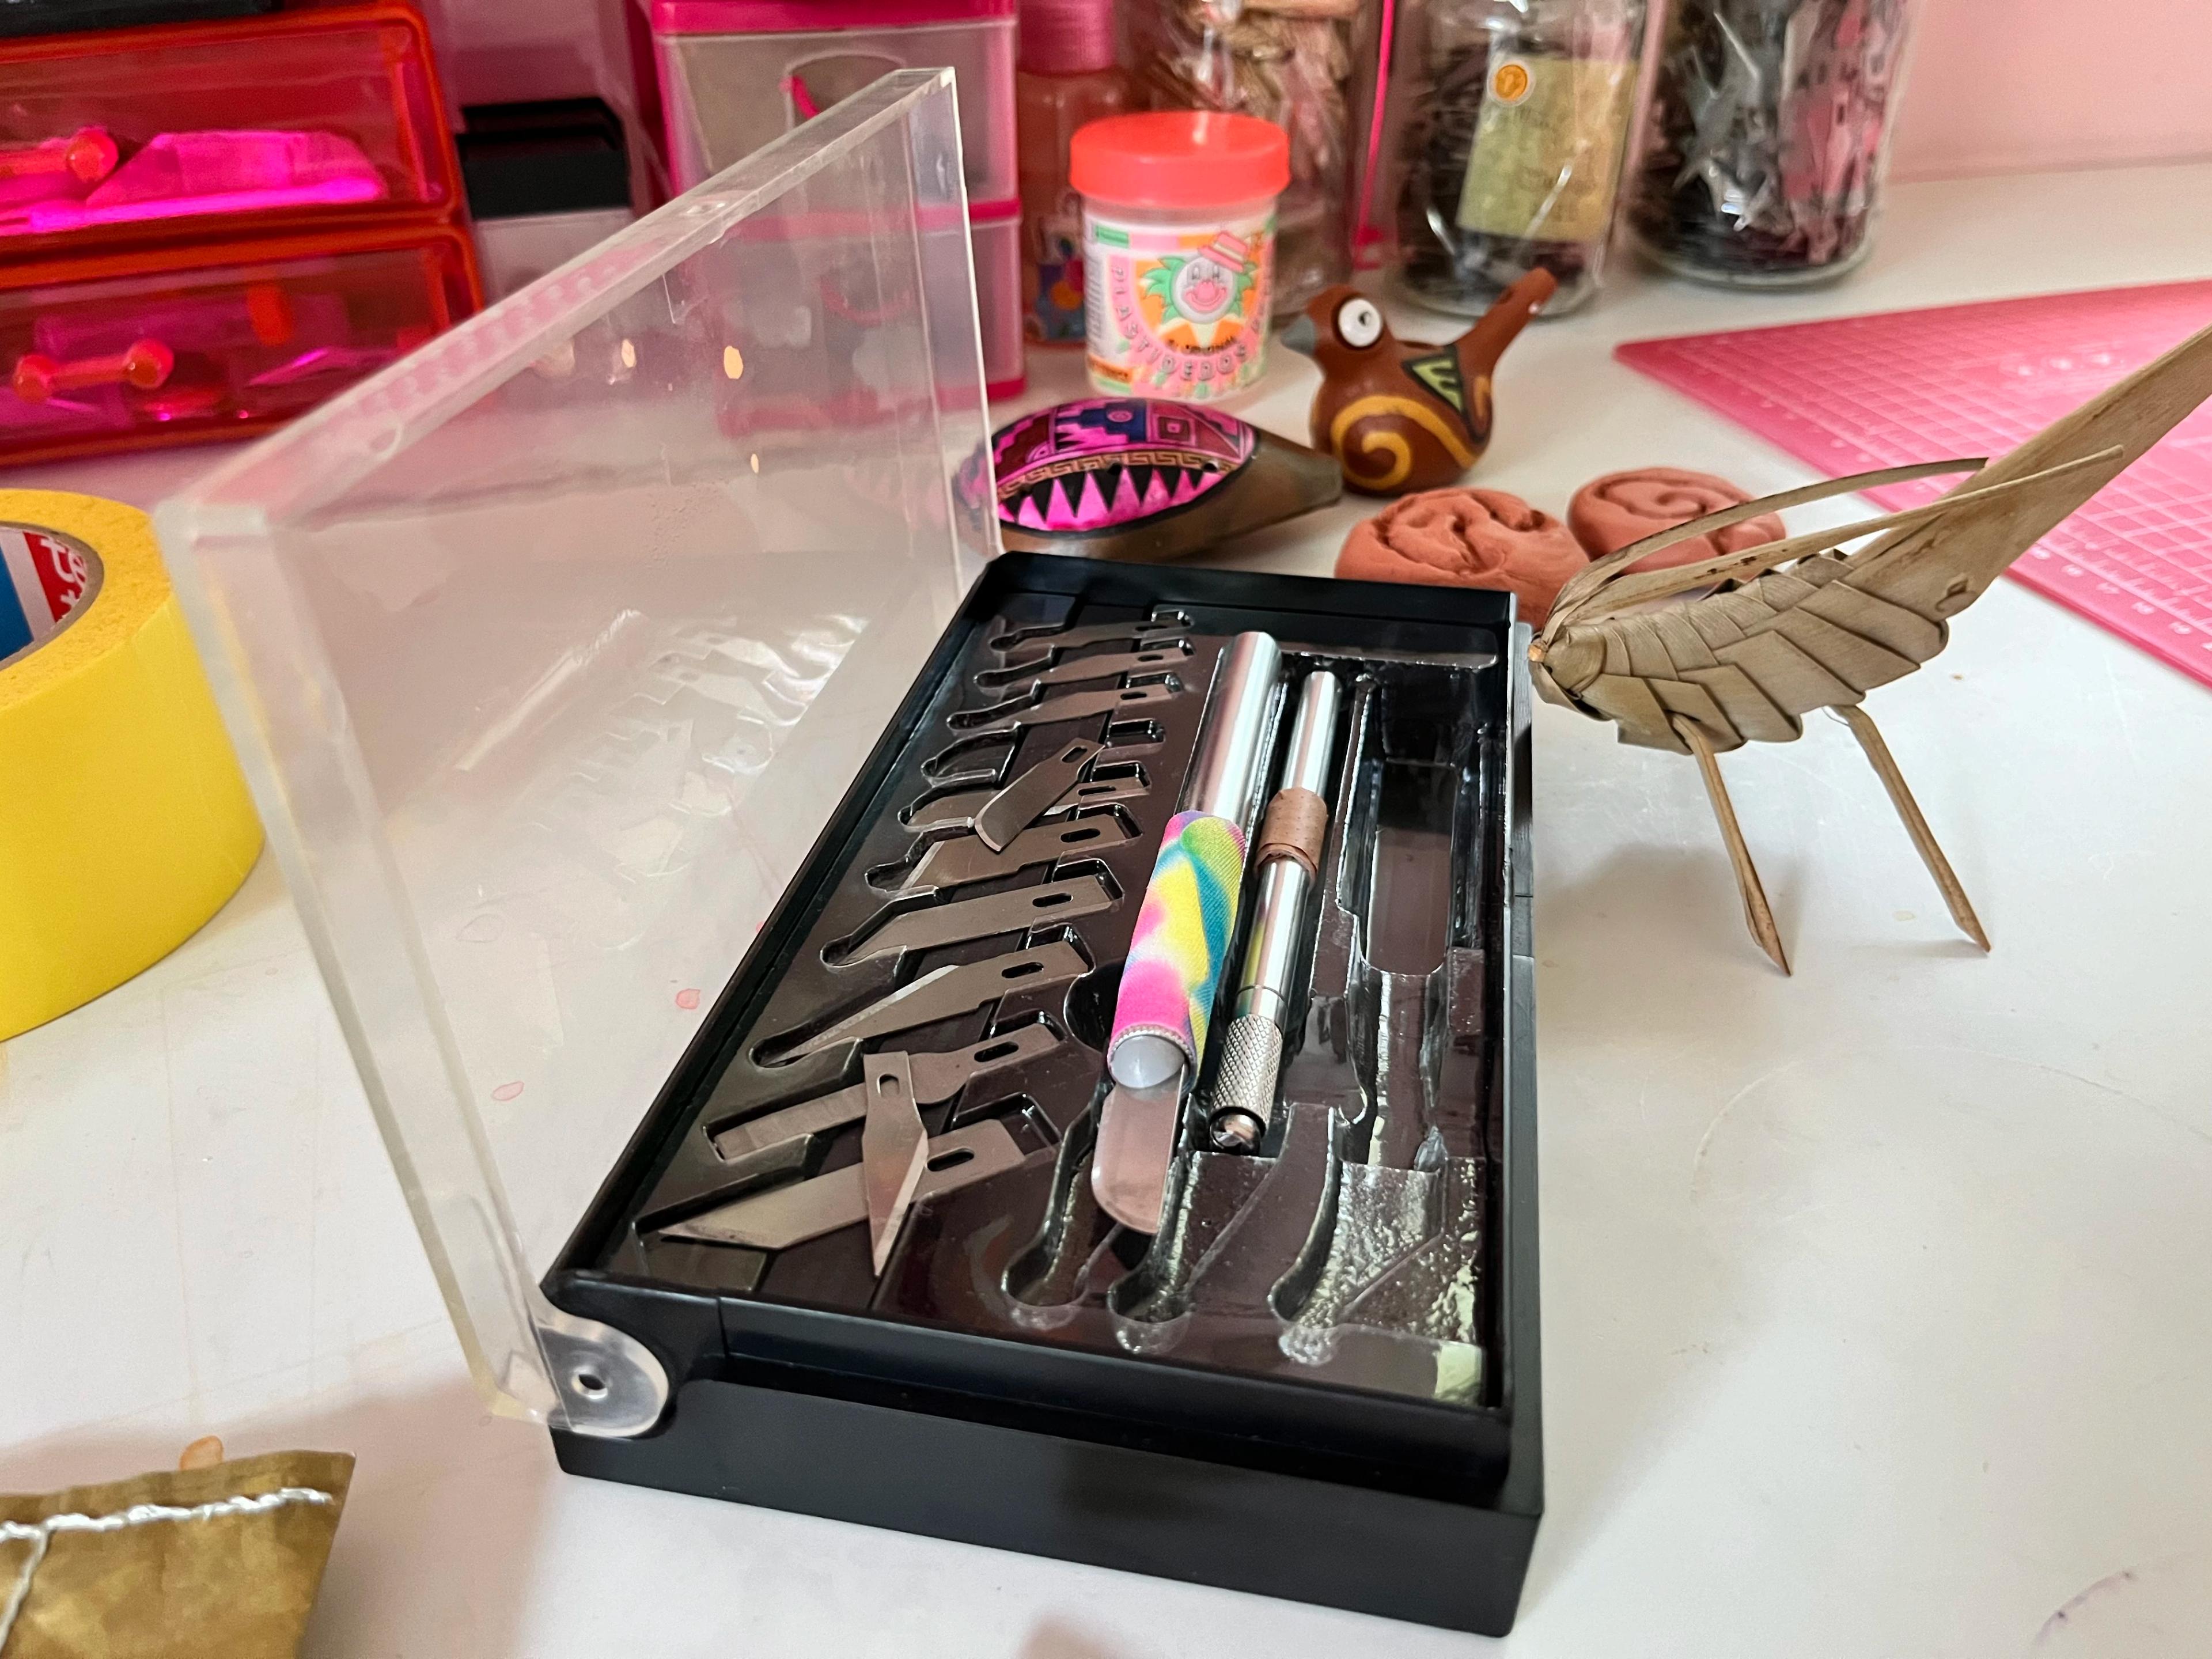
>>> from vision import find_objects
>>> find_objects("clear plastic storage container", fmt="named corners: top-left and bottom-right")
top-left (155, 71), bottom-right (994, 1433)
top-left (631, 0), bottom-right (1024, 394)
top-left (638, 0), bottom-right (1017, 204)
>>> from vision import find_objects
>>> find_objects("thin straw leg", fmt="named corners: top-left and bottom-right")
top-left (1671, 715), bottom-right (1791, 976)
top-left (1836, 704), bottom-right (1991, 951)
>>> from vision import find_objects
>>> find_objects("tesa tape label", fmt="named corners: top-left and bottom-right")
top-left (0, 523), bottom-right (99, 664)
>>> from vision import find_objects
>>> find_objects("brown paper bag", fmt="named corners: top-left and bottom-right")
top-left (0, 1450), bottom-right (353, 1658)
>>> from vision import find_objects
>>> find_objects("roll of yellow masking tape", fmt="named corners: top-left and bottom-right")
top-left (0, 490), bottom-right (261, 1040)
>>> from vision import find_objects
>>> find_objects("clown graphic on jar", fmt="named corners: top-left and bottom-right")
top-left (1086, 219), bottom-right (1275, 404)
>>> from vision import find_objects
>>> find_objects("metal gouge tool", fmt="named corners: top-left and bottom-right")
top-left (948, 681), bottom-right (1178, 734)
top-left (903, 770), bottom-right (1145, 836)
top-left (832, 873), bottom-right (1117, 965)
top-left (861, 1052), bottom-right (927, 1272)
top-left (1206, 670), bottom-right (1343, 1152)
top-left (975, 738), bottom-right (1100, 851)
top-left (896, 813), bottom-right (1137, 892)
top-left (975, 645), bottom-right (1192, 695)
top-left (711, 1023), bottom-right (1061, 1180)
top-left (988, 613), bottom-right (1188, 654)
top-left (664, 1120), bottom-right (1028, 1252)
top-left (764, 940), bottom-right (1089, 1062)
top-left (1093, 630), bottom-right (1283, 1230)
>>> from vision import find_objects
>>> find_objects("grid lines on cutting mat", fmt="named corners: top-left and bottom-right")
top-left (1616, 281), bottom-right (2212, 687)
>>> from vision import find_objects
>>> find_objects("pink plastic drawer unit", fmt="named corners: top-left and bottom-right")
top-left (632, 0), bottom-right (1022, 393)
top-left (0, 224), bottom-right (479, 465)
top-left (971, 199), bottom-right (1021, 397)
top-left (638, 0), bottom-right (1017, 204)
top-left (0, 4), bottom-right (460, 253)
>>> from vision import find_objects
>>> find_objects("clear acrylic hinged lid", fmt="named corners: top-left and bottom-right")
top-left (155, 70), bottom-right (995, 1436)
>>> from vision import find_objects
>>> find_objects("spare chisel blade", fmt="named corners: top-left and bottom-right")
top-left (835, 873), bottom-right (1117, 965)
top-left (1091, 1071), bottom-right (1185, 1232)
top-left (861, 1052), bottom-right (928, 1273)
top-left (988, 613), bottom-right (1188, 654)
top-left (763, 940), bottom-right (1089, 1062)
top-left (899, 813), bottom-right (1137, 892)
top-left (948, 681), bottom-right (1178, 734)
top-left (976, 645), bottom-right (1192, 694)
top-left (975, 738), bottom-right (1100, 852)
top-left (710, 1022), bottom-right (1062, 1177)
top-left (664, 1120), bottom-right (1027, 1252)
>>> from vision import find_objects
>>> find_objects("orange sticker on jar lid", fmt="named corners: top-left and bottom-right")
top-left (1491, 59), bottom-right (1532, 103)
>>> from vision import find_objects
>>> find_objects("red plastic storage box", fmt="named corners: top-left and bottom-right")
top-left (0, 223), bottom-right (480, 465)
top-left (0, 3), bottom-right (463, 253)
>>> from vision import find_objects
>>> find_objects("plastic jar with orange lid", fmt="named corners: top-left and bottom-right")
top-left (1069, 111), bottom-right (1290, 404)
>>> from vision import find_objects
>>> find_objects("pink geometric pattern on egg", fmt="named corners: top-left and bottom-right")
top-left (991, 397), bottom-right (1259, 535)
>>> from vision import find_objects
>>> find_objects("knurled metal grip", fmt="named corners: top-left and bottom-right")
top-left (1207, 1012), bottom-right (1285, 1150)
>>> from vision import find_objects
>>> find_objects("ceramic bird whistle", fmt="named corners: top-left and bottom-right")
top-left (1282, 270), bottom-right (1555, 497)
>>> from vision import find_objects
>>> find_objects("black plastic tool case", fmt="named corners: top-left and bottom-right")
top-left (543, 556), bottom-right (1541, 1635)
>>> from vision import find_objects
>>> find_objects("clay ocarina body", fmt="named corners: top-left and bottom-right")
top-left (988, 396), bottom-right (1340, 561)
top-left (1282, 271), bottom-right (1555, 497)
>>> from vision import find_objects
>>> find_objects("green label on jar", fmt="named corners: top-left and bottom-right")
top-left (1455, 54), bottom-right (1634, 245)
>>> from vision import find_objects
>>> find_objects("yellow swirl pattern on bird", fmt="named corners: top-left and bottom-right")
top-left (1328, 394), bottom-right (1478, 491)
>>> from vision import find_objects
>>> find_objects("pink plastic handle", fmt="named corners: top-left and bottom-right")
top-left (0, 127), bottom-right (118, 185)
top-left (13, 338), bottom-right (175, 403)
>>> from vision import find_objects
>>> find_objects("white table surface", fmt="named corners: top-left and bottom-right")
top-left (7, 160), bottom-right (2212, 1658)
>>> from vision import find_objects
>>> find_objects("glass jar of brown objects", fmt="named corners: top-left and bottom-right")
top-left (1132, 0), bottom-right (1369, 319)
top-left (1628, 0), bottom-right (1916, 287)
top-left (1391, 0), bottom-right (1646, 317)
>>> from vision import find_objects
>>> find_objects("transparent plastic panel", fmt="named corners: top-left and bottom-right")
top-left (654, 17), bottom-right (1019, 202)
top-left (156, 70), bottom-right (994, 1434)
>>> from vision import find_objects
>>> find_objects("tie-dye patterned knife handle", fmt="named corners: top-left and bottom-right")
top-left (1107, 808), bottom-right (1250, 1088)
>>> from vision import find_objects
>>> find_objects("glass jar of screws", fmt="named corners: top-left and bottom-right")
top-left (1390, 0), bottom-right (1647, 318)
top-left (1628, 0), bottom-right (1916, 287)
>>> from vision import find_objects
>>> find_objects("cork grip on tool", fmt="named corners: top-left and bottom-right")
top-left (1255, 786), bottom-right (1328, 876)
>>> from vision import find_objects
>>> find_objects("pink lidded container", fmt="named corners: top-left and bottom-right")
top-left (1070, 111), bottom-right (1290, 405)
top-left (630, 0), bottom-right (1025, 395)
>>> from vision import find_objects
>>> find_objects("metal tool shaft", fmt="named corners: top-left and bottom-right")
top-left (1102, 631), bottom-right (1283, 1094)
top-left (1181, 631), bottom-right (1282, 823)
top-left (1209, 671), bottom-right (1341, 1150)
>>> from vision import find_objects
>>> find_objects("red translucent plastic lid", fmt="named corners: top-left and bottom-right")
top-left (1069, 112), bottom-right (1289, 211)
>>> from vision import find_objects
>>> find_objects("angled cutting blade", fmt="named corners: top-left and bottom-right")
top-left (861, 1052), bottom-right (928, 1274)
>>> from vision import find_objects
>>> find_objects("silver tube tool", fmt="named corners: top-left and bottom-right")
top-left (1091, 631), bottom-right (1282, 1232)
top-left (1206, 670), bottom-right (1342, 1150)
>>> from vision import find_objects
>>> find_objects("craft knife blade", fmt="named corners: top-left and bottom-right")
top-left (903, 769), bottom-right (1146, 836)
top-left (898, 813), bottom-right (1137, 893)
top-left (834, 873), bottom-right (1117, 965)
top-left (988, 613), bottom-right (1188, 654)
top-left (662, 1120), bottom-right (1028, 1252)
top-left (949, 681), bottom-right (1178, 736)
top-left (861, 1052), bottom-right (928, 1274)
top-left (764, 940), bottom-right (1089, 1062)
top-left (710, 1023), bottom-right (1062, 1178)
top-left (975, 645), bottom-right (1192, 695)
top-left (974, 738), bottom-right (1101, 852)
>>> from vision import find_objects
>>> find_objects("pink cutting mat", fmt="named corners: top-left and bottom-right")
top-left (1616, 282), bottom-right (2212, 688)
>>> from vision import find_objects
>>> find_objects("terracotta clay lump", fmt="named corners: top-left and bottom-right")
top-left (1281, 270), bottom-right (1554, 496)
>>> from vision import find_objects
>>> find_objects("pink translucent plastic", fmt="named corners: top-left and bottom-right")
top-left (0, 126), bottom-right (118, 209)
top-left (0, 239), bottom-right (463, 455)
top-left (14, 131), bottom-right (384, 235)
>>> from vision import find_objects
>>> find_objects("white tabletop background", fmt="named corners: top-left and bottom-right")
top-left (6, 160), bottom-right (2211, 1657)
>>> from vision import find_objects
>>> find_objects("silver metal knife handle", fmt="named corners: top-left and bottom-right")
top-left (1181, 631), bottom-right (1281, 823)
